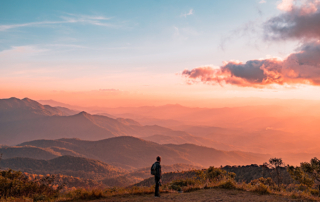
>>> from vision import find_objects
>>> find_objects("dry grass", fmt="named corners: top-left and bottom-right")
top-left (56, 171), bottom-right (320, 202)
top-left (90, 188), bottom-right (303, 202)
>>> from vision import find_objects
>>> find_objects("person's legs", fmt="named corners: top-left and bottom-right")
top-left (155, 177), bottom-right (160, 197)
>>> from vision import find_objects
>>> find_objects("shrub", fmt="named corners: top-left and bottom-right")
top-left (252, 182), bottom-right (271, 195)
top-left (0, 169), bottom-right (64, 201)
top-left (250, 177), bottom-right (275, 187)
top-left (182, 186), bottom-right (201, 192)
top-left (168, 178), bottom-right (196, 191)
top-left (310, 188), bottom-right (319, 196)
top-left (285, 183), bottom-right (298, 192)
top-left (291, 192), bottom-right (299, 199)
top-left (297, 184), bottom-right (308, 191)
top-left (217, 179), bottom-right (236, 189)
top-left (205, 167), bottom-right (236, 182)
top-left (228, 172), bottom-right (236, 179)
top-left (206, 167), bottom-right (226, 181)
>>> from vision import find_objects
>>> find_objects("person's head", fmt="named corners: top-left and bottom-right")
top-left (156, 156), bottom-right (161, 162)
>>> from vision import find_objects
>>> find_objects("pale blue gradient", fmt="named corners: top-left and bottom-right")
top-left (0, 0), bottom-right (295, 80)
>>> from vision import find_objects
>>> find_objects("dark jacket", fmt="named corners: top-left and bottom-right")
top-left (155, 161), bottom-right (161, 179)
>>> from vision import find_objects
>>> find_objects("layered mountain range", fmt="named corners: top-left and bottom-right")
top-left (1, 97), bottom-right (318, 170)
top-left (37, 98), bottom-right (320, 155)
top-left (0, 97), bottom-right (197, 145)
top-left (1, 136), bottom-right (268, 169)
top-left (1, 97), bottom-right (319, 188)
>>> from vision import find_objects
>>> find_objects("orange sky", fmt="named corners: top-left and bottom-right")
top-left (2, 82), bottom-right (320, 108)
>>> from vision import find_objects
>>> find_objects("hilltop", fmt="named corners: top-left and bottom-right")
top-left (102, 164), bottom-right (203, 187)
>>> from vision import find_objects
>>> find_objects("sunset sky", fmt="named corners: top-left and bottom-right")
top-left (1, 0), bottom-right (320, 107)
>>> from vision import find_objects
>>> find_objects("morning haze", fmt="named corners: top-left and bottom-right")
top-left (1, 0), bottom-right (320, 201)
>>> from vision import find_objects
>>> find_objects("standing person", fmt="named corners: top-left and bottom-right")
top-left (151, 156), bottom-right (162, 198)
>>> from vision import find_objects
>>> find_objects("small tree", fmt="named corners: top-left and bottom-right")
top-left (288, 157), bottom-right (320, 194)
top-left (264, 158), bottom-right (285, 187)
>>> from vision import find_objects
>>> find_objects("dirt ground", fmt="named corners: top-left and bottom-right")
top-left (92, 188), bottom-right (312, 202)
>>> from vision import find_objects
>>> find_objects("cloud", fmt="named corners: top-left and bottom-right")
top-left (265, 0), bottom-right (320, 41)
top-left (259, 0), bottom-right (266, 4)
top-left (277, 0), bottom-right (294, 11)
top-left (0, 13), bottom-right (114, 32)
top-left (181, 9), bottom-right (193, 17)
top-left (182, 0), bottom-right (320, 88)
top-left (98, 88), bottom-right (120, 92)
top-left (182, 41), bottom-right (320, 87)
top-left (0, 21), bottom-right (65, 32)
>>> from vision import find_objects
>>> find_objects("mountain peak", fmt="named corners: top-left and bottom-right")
top-left (78, 111), bottom-right (90, 116)
top-left (73, 111), bottom-right (93, 119)
top-left (22, 97), bottom-right (33, 102)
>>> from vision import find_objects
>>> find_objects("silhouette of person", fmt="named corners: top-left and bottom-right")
top-left (154, 156), bottom-right (162, 197)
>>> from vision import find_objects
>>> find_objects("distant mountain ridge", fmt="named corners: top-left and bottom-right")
top-left (17, 136), bottom-right (270, 169)
top-left (0, 97), bottom-right (68, 122)
top-left (0, 145), bottom-right (84, 160)
top-left (0, 97), bottom-right (194, 145)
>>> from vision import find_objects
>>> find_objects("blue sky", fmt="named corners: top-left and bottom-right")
top-left (2, 0), bottom-right (317, 107)
top-left (0, 0), bottom-right (288, 71)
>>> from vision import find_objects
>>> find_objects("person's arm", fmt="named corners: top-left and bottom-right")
top-left (159, 164), bottom-right (162, 179)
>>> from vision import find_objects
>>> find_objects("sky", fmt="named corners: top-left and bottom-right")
top-left (1, 0), bottom-right (320, 107)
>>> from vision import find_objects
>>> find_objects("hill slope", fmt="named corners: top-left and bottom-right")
top-left (0, 146), bottom-right (61, 160)
top-left (102, 164), bottom-right (203, 187)
top-left (0, 156), bottom-right (126, 180)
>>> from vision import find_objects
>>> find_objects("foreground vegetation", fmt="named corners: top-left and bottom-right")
top-left (2, 157), bottom-right (320, 201)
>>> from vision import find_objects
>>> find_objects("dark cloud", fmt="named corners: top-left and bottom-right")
top-left (182, 41), bottom-right (320, 87)
top-left (183, 0), bottom-right (320, 87)
top-left (264, 0), bottom-right (320, 41)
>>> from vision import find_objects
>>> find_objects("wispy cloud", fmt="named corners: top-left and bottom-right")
top-left (219, 20), bottom-right (262, 51)
top-left (173, 26), bottom-right (187, 41)
top-left (46, 44), bottom-right (86, 49)
top-left (181, 9), bottom-right (193, 17)
top-left (259, 0), bottom-right (266, 3)
top-left (0, 13), bottom-right (115, 32)
top-left (0, 21), bottom-right (65, 31)
top-left (173, 26), bottom-right (199, 41)
top-left (60, 13), bottom-right (114, 27)
top-left (0, 46), bottom-right (47, 58)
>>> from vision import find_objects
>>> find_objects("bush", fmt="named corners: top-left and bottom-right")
top-left (310, 188), bottom-right (319, 196)
top-left (206, 167), bottom-right (227, 181)
top-left (252, 182), bottom-right (271, 195)
top-left (205, 167), bottom-right (236, 183)
top-left (297, 184), bottom-right (308, 191)
top-left (168, 178), bottom-right (196, 191)
top-left (182, 186), bottom-right (201, 192)
top-left (0, 169), bottom-right (64, 201)
top-left (250, 177), bottom-right (275, 187)
top-left (217, 179), bottom-right (236, 189)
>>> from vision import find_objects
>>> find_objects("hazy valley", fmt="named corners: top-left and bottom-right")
top-left (0, 96), bottom-right (319, 193)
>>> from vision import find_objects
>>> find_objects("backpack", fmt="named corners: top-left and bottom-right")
top-left (151, 162), bottom-right (157, 175)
